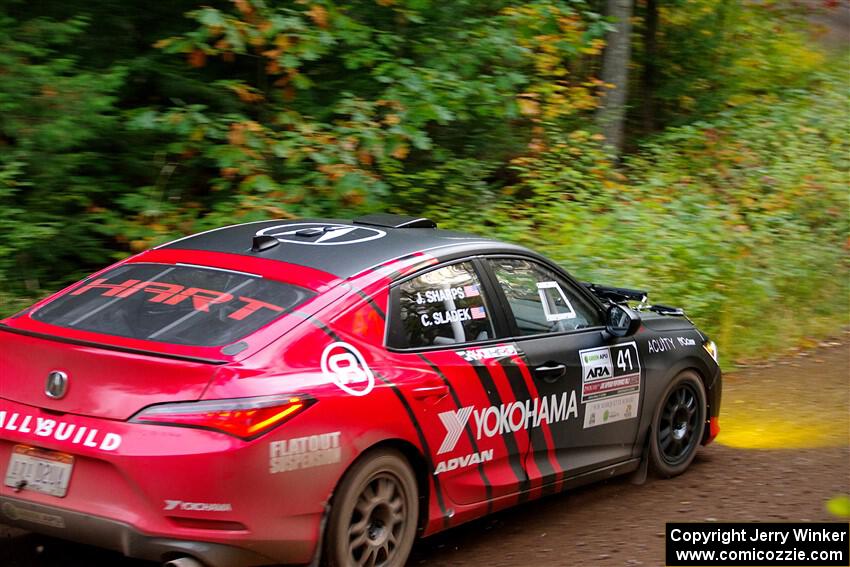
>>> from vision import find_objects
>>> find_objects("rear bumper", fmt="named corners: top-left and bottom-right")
top-left (0, 396), bottom-right (355, 566)
top-left (0, 496), bottom-right (279, 567)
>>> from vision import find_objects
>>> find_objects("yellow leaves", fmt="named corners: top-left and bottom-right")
top-left (232, 0), bottom-right (254, 16)
top-left (391, 144), bottom-right (409, 159)
top-left (308, 5), bottom-right (329, 28)
top-left (581, 38), bottom-right (606, 56)
top-left (274, 34), bottom-right (292, 50)
top-left (227, 83), bottom-right (265, 103)
top-left (153, 38), bottom-right (173, 49)
top-left (317, 163), bottom-right (353, 181)
top-left (130, 240), bottom-right (150, 253)
top-left (227, 121), bottom-right (262, 146)
top-left (517, 93), bottom-right (540, 116)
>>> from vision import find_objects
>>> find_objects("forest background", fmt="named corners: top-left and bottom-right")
top-left (0, 0), bottom-right (847, 367)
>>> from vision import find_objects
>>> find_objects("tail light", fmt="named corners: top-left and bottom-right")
top-left (131, 395), bottom-right (314, 440)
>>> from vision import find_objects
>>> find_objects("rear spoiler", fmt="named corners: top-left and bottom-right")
top-left (582, 282), bottom-right (648, 304)
top-left (0, 323), bottom-right (228, 365)
top-left (581, 283), bottom-right (686, 316)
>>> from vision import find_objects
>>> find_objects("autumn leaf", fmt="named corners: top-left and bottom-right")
top-left (308, 5), bottom-right (329, 28)
top-left (188, 49), bottom-right (207, 68)
top-left (517, 94), bottom-right (540, 116)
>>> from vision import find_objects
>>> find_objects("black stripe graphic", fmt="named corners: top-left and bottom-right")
top-left (294, 311), bottom-right (451, 527)
top-left (469, 363), bottom-right (530, 498)
top-left (373, 369), bottom-right (451, 528)
top-left (356, 287), bottom-right (493, 516)
top-left (500, 359), bottom-right (559, 497)
top-left (354, 289), bottom-right (386, 320)
top-left (418, 354), bottom-right (494, 515)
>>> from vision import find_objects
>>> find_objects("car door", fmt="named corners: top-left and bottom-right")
top-left (482, 256), bottom-right (643, 484)
top-left (384, 260), bottom-right (533, 508)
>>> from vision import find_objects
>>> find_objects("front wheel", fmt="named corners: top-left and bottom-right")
top-left (324, 449), bottom-right (418, 567)
top-left (649, 370), bottom-right (706, 477)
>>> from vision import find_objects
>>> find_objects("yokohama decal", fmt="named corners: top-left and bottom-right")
top-left (436, 392), bottom-right (579, 454)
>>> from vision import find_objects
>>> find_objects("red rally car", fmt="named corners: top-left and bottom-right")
top-left (0, 214), bottom-right (721, 567)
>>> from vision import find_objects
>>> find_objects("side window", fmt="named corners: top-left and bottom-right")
top-left (389, 262), bottom-right (494, 349)
top-left (488, 258), bottom-right (602, 336)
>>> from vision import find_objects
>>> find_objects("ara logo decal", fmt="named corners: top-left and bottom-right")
top-left (436, 392), bottom-right (579, 454)
top-left (255, 223), bottom-right (386, 246)
top-left (585, 366), bottom-right (611, 380)
top-left (321, 342), bottom-right (375, 397)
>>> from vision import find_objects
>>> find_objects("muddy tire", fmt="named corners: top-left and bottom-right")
top-left (324, 449), bottom-right (418, 567)
top-left (649, 370), bottom-right (706, 478)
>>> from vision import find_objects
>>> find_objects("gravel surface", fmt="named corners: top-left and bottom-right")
top-left (2, 340), bottom-right (848, 566)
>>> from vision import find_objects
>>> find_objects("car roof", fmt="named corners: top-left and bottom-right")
top-left (159, 215), bottom-right (514, 279)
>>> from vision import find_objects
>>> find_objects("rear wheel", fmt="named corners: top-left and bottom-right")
top-left (649, 370), bottom-right (706, 477)
top-left (324, 449), bottom-right (418, 567)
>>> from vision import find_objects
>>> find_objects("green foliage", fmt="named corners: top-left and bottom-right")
top-left (434, 67), bottom-right (850, 364)
top-left (0, 14), bottom-right (127, 292)
top-left (635, 0), bottom-right (826, 125)
top-left (0, 1), bottom-right (846, 366)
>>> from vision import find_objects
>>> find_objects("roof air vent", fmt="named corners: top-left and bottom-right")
top-left (251, 234), bottom-right (280, 253)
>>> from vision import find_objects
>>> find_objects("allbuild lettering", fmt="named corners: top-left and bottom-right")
top-left (0, 412), bottom-right (122, 451)
top-left (71, 278), bottom-right (284, 321)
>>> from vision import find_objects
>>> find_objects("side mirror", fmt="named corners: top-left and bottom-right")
top-left (606, 304), bottom-right (641, 337)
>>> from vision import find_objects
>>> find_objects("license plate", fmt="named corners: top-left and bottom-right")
top-left (4, 445), bottom-right (74, 498)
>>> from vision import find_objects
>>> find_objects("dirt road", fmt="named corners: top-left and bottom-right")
top-left (2, 340), bottom-right (849, 567)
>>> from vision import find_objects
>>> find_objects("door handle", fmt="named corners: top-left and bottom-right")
top-left (534, 363), bottom-right (566, 383)
top-left (410, 384), bottom-right (449, 400)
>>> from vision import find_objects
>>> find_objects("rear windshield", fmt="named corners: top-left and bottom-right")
top-left (32, 263), bottom-right (314, 347)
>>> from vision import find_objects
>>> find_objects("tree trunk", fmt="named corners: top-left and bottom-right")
top-left (641, 0), bottom-right (659, 134)
top-left (597, 0), bottom-right (634, 155)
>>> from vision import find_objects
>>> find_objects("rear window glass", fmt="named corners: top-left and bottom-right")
top-left (32, 263), bottom-right (314, 347)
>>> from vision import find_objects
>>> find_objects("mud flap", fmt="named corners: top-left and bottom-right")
top-left (308, 502), bottom-right (331, 567)
top-left (630, 429), bottom-right (651, 485)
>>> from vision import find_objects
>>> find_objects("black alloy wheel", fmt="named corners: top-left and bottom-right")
top-left (649, 370), bottom-right (706, 477)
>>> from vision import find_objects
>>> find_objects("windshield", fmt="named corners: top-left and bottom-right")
top-left (32, 263), bottom-right (314, 347)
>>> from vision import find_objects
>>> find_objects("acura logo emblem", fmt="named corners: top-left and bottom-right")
top-left (45, 371), bottom-right (69, 400)
top-left (255, 223), bottom-right (386, 246)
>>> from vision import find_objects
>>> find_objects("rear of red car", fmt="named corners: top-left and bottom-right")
top-left (0, 250), bottom-right (352, 566)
